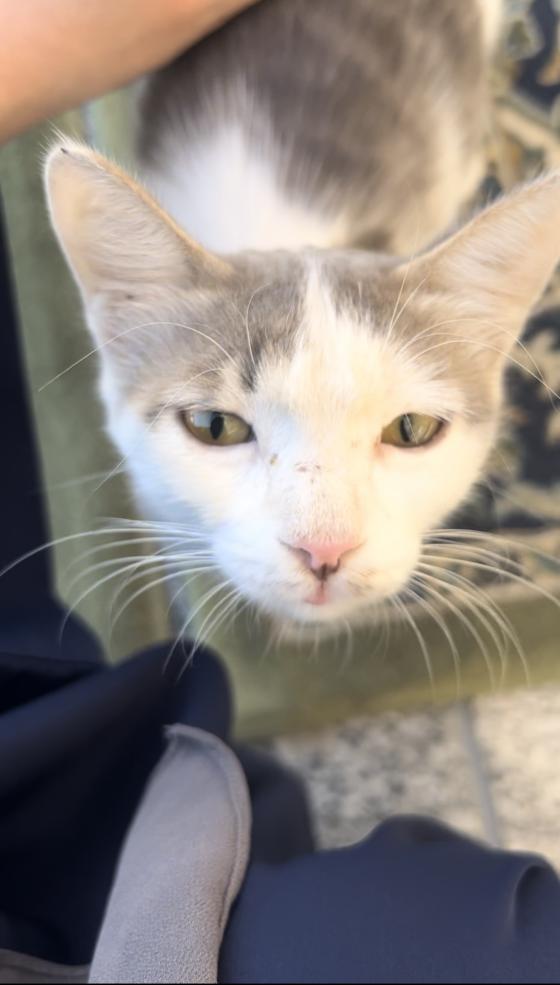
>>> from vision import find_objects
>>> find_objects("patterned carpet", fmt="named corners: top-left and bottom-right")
top-left (271, 683), bottom-right (560, 867)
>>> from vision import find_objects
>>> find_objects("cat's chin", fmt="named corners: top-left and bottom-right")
top-left (268, 613), bottom-right (374, 646)
top-left (264, 597), bottom-right (382, 641)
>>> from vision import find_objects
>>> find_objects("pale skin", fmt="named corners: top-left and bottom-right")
top-left (0, 0), bottom-right (257, 144)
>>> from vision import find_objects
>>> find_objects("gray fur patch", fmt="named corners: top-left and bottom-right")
top-left (139, 0), bottom-right (490, 252)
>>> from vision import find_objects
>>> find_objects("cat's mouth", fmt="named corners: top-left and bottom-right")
top-left (285, 579), bottom-right (384, 626)
top-left (275, 556), bottom-right (417, 629)
top-left (300, 561), bottom-right (410, 611)
top-left (303, 582), bottom-right (330, 606)
top-left (217, 542), bottom-right (417, 628)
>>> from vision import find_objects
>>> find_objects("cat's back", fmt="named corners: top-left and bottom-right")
top-left (138, 0), bottom-right (500, 254)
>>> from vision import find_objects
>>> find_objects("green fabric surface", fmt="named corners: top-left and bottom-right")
top-left (0, 110), bottom-right (169, 662)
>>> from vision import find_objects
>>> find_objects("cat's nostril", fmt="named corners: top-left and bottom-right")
top-left (284, 538), bottom-right (361, 577)
top-left (312, 560), bottom-right (340, 582)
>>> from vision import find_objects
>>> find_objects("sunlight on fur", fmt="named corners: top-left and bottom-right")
top-left (37, 0), bottom-right (560, 681)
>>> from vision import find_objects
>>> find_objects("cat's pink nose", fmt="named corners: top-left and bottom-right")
top-left (288, 538), bottom-right (361, 581)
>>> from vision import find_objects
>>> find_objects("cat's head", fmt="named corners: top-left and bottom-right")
top-left (44, 142), bottom-right (560, 631)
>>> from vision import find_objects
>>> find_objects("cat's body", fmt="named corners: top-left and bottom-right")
top-left (139, 0), bottom-right (499, 256)
top-left (46, 0), bottom-right (560, 639)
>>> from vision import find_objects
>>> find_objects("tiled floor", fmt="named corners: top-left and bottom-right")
top-left (271, 684), bottom-right (560, 869)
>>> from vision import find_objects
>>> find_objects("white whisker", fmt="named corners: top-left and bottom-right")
top-left (414, 568), bottom-right (498, 690)
top-left (405, 582), bottom-right (462, 698)
top-left (38, 319), bottom-right (235, 392)
top-left (110, 563), bottom-right (217, 638)
top-left (391, 595), bottom-right (436, 696)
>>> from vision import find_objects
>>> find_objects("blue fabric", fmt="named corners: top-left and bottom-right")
top-left (5, 621), bottom-right (560, 983)
top-left (220, 818), bottom-right (560, 983)
top-left (235, 743), bottom-right (314, 864)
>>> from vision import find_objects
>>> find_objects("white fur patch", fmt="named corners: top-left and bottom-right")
top-left (145, 120), bottom-right (349, 253)
top-left (476, 0), bottom-right (503, 51)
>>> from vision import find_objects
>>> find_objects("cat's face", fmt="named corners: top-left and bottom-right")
top-left (98, 262), bottom-right (496, 630)
top-left (45, 144), bottom-right (560, 631)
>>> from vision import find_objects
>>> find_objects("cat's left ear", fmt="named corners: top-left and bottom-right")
top-left (417, 171), bottom-right (560, 351)
top-left (44, 140), bottom-right (230, 306)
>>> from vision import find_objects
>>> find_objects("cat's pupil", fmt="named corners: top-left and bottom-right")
top-left (210, 413), bottom-right (225, 440)
top-left (399, 415), bottom-right (413, 443)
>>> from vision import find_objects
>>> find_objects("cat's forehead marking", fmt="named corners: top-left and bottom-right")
top-left (295, 262), bottom-right (370, 401)
top-left (231, 250), bottom-right (393, 398)
top-left (248, 259), bottom-right (468, 428)
top-left (238, 272), bottom-right (303, 390)
top-left (253, 262), bottom-right (390, 418)
top-left (232, 250), bottom-right (384, 394)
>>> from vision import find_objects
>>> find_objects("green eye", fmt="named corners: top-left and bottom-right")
top-left (381, 413), bottom-right (443, 448)
top-left (181, 409), bottom-right (254, 446)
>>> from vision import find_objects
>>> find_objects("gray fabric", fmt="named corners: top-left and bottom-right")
top-left (89, 725), bottom-right (251, 984)
top-left (0, 950), bottom-right (88, 984)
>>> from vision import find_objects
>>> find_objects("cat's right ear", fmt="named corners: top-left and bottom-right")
top-left (44, 140), bottom-right (230, 310)
top-left (414, 171), bottom-right (560, 353)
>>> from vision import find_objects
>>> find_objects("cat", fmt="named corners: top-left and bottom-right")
top-left (44, 0), bottom-right (560, 639)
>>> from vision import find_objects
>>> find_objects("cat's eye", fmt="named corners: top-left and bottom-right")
top-left (381, 413), bottom-right (443, 448)
top-left (180, 409), bottom-right (254, 446)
